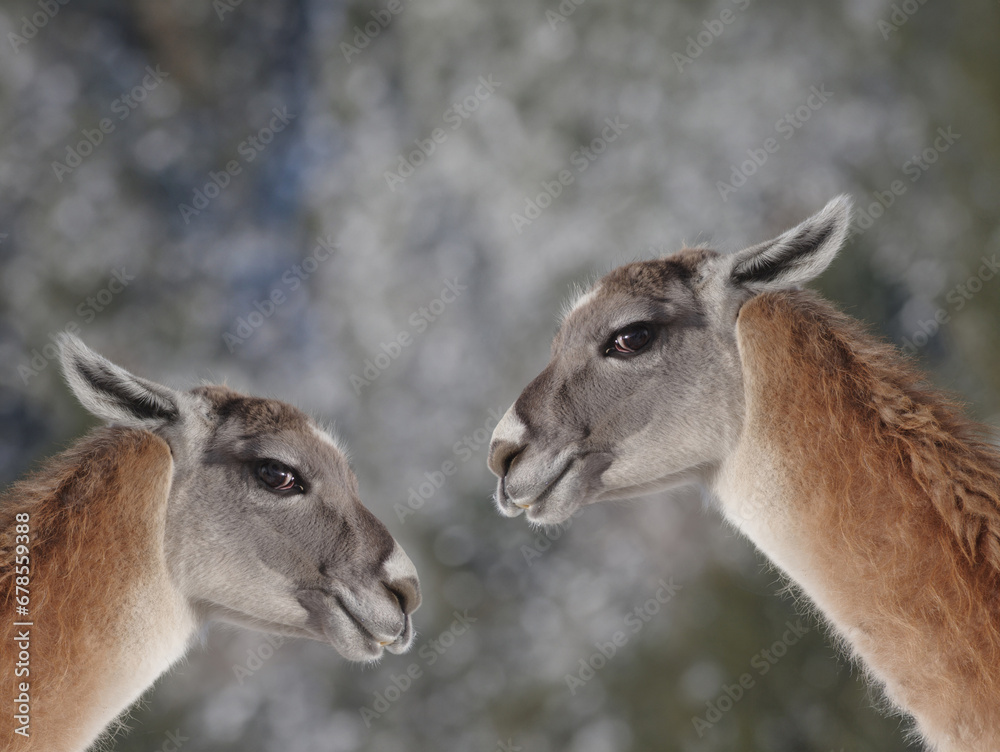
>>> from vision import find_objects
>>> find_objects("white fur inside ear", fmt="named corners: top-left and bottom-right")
top-left (730, 195), bottom-right (852, 291)
top-left (59, 334), bottom-right (179, 427)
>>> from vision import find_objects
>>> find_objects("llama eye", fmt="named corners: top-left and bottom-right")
top-left (605, 325), bottom-right (652, 356)
top-left (255, 460), bottom-right (304, 493)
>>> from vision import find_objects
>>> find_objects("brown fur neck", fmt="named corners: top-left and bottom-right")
top-left (740, 290), bottom-right (1000, 567)
top-left (727, 290), bottom-right (1000, 751)
top-left (1, 428), bottom-right (194, 751)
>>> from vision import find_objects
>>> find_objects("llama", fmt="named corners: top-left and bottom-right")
top-left (1, 336), bottom-right (420, 752)
top-left (487, 196), bottom-right (1000, 751)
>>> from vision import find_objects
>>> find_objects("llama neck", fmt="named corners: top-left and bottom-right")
top-left (711, 291), bottom-right (1000, 751)
top-left (1, 428), bottom-right (196, 752)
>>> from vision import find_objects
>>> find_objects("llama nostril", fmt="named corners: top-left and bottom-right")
top-left (503, 448), bottom-right (522, 476)
top-left (488, 440), bottom-right (525, 478)
top-left (386, 575), bottom-right (421, 616)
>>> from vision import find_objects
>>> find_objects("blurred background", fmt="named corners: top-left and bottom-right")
top-left (1, 0), bottom-right (998, 750)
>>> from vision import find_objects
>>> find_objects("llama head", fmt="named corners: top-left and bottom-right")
top-left (59, 335), bottom-right (420, 662)
top-left (488, 196), bottom-right (852, 524)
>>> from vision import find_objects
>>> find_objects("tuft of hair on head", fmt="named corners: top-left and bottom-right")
top-left (310, 420), bottom-right (352, 460)
top-left (560, 277), bottom-right (602, 323)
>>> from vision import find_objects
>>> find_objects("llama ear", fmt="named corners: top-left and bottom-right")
top-left (727, 195), bottom-right (852, 292)
top-left (59, 335), bottom-right (180, 427)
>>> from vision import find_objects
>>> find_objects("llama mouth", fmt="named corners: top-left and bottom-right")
top-left (495, 475), bottom-right (525, 517)
top-left (499, 451), bottom-right (615, 524)
top-left (384, 613), bottom-right (415, 654)
top-left (298, 588), bottom-right (409, 659)
top-left (333, 595), bottom-right (381, 643)
top-left (498, 458), bottom-right (577, 521)
top-left (331, 595), bottom-right (412, 657)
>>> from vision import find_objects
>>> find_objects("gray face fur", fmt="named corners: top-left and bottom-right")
top-left (59, 336), bottom-right (420, 662)
top-left (488, 196), bottom-right (852, 524)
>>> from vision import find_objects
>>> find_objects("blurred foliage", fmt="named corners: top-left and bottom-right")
top-left (1, 0), bottom-right (998, 750)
